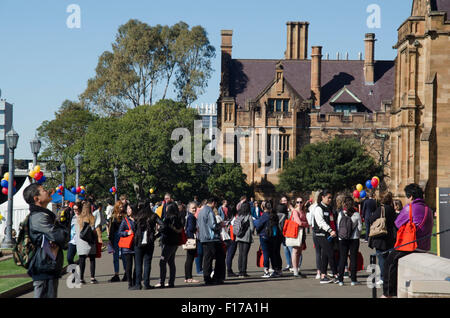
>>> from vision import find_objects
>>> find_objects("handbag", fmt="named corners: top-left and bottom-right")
top-left (256, 246), bottom-right (264, 268)
top-left (80, 222), bottom-right (96, 245)
top-left (369, 205), bottom-right (388, 237)
top-left (95, 242), bottom-right (102, 258)
top-left (283, 211), bottom-right (299, 239)
top-left (179, 228), bottom-right (188, 246)
top-left (118, 217), bottom-right (134, 249)
top-left (394, 204), bottom-right (417, 252)
top-left (182, 238), bottom-right (197, 250)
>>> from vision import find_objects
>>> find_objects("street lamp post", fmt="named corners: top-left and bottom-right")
top-left (74, 154), bottom-right (82, 201)
top-left (113, 167), bottom-right (119, 202)
top-left (61, 163), bottom-right (66, 205)
top-left (1, 129), bottom-right (19, 248)
top-left (30, 137), bottom-right (41, 183)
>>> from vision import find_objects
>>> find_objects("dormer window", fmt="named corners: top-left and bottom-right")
top-left (333, 104), bottom-right (358, 116)
top-left (268, 98), bottom-right (289, 113)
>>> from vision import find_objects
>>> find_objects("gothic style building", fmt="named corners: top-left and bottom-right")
top-left (217, 24), bottom-right (395, 199)
top-left (217, 0), bottom-right (449, 204)
top-left (390, 0), bottom-right (450, 207)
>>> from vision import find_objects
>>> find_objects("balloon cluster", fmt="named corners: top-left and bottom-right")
top-left (55, 184), bottom-right (64, 195)
top-left (353, 176), bottom-right (380, 199)
top-left (28, 165), bottom-right (46, 184)
top-left (1, 173), bottom-right (16, 195)
top-left (71, 185), bottom-right (86, 195)
top-left (109, 186), bottom-right (117, 195)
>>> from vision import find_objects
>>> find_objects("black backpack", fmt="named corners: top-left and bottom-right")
top-left (237, 218), bottom-right (250, 238)
top-left (338, 211), bottom-right (354, 240)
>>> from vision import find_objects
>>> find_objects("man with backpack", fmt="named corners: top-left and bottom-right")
top-left (336, 196), bottom-right (363, 286)
top-left (197, 197), bottom-right (225, 285)
top-left (22, 183), bottom-right (69, 298)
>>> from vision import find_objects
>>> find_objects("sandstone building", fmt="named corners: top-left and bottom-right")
top-left (390, 0), bottom-right (450, 208)
top-left (217, 0), bottom-right (450, 204)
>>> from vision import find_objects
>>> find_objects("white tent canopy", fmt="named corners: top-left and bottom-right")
top-left (0, 177), bottom-right (31, 243)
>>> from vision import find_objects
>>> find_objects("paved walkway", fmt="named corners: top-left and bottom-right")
top-left (20, 233), bottom-right (379, 298)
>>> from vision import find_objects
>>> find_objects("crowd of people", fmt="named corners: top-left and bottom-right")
top-left (22, 181), bottom-right (434, 298)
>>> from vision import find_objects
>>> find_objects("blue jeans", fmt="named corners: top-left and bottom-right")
top-left (226, 240), bottom-right (237, 273)
top-left (376, 248), bottom-right (387, 281)
top-left (67, 243), bottom-right (77, 265)
top-left (135, 244), bottom-right (154, 287)
top-left (195, 241), bottom-right (203, 274)
top-left (113, 232), bottom-right (127, 274)
top-left (282, 239), bottom-right (293, 268)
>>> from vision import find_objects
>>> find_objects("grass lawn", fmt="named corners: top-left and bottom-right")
top-left (0, 250), bottom-right (72, 294)
top-left (0, 228), bottom-right (109, 295)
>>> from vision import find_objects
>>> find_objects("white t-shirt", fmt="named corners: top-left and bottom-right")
top-left (105, 205), bottom-right (114, 220)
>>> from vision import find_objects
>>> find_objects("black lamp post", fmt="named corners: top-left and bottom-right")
top-left (1, 129), bottom-right (19, 248)
top-left (61, 163), bottom-right (66, 204)
top-left (113, 167), bottom-right (119, 202)
top-left (74, 154), bottom-right (82, 201)
top-left (30, 137), bottom-right (41, 183)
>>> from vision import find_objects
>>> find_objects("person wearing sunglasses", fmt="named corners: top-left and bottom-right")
top-left (285, 198), bottom-right (308, 278)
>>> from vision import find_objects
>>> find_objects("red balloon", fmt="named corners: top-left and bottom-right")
top-left (371, 177), bottom-right (379, 188)
top-left (2, 187), bottom-right (8, 195)
top-left (76, 186), bottom-right (81, 194)
top-left (112, 187), bottom-right (116, 192)
top-left (353, 190), bottom-right (360, 198)
top-left (35, 171), bottom-right (43, 181)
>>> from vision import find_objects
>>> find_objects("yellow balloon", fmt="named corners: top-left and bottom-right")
top-left (374, 176), bottom-right (380, 183)
top-left (29, 170), bottom-right (35, 178)
top-left (3, 173), bottom-right (9, 181)
top-left (34, 165), bottom-right (41, 173)
top-left (149, 188), bottom-right (154, 194)
top-left (356, 184), bottom-right (363, 192)
top-left (80, 186), bottom-right (85, 190)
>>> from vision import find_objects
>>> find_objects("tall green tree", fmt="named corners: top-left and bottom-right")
top-left (81, 19), bottom-right (215, 114)
top-left (37, 99), bottom-right (98, 172)
top-left (277, 137), bottom-right (382, 194)
top-left (207, 163), bottom-right (252, 204)
top-left (79, 99), bottom-right (201, 200)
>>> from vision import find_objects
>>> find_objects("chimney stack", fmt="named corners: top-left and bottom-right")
top-left (285, 22), bottom-right (309, 60)
top-left (311, 46), bottom-right (322, 108)
top-left (364, 33), bottom-right (376, 85)
top-left (220, 30), bottom-right (233, 96)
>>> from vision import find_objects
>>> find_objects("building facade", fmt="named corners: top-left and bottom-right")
top-left (390, 0), bottom-right (450, 208)
top-left (0, 98), bottom-right (13, 174)
top-left (217, 23), bottom-right (395, 199)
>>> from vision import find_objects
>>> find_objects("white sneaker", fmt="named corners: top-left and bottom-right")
top-left (288, 267), bottom-right (294, 273)
top-left (315, 273), bottom-right (321, 280)
top-left (376, 280), bottom-right (383, 285)
top-left (261, 272), bottom-right (271, 278)
top-left (338, 282), bottom-right (344, 286)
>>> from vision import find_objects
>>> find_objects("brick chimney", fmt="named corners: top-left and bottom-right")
top-left (364, 33), bottom-right (376, 85)
top-left (311, 46), bottom-right (322, 108)
top-left (220, 30), bottom-right (233, 96)
top-left (285, 22), bottom-right (309, 60)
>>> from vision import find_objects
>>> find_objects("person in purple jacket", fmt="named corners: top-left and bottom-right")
top-left (381, 183), bottom-right (433, 298)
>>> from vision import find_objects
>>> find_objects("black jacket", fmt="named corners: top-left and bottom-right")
top-left (161, 214), bottom-right (183, 246)
top-left (368, 204), bottom-right (397, 251)
top-left (134, 213), bottom-right (162, 248)
top-left (28, 204), bottom-right (69, 280)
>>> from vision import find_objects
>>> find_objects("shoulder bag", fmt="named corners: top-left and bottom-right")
top-left (283, 211), bottom-right (299, 239)
top-left (118, 217), bottom-right (134, 249)
top-left (369, 205), bottom-right (387, 238)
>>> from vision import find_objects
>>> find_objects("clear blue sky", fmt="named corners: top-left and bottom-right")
top-left (0, 0), bottom-right (412, 159)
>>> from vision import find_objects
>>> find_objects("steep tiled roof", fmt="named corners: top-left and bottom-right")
top-left (432, 0), bottom-right (450, 20)
top-left (229, 59), bottom-right (395, 113)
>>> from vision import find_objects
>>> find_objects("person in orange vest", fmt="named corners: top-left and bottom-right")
top-left (156, 193), bottom-right (173, 220)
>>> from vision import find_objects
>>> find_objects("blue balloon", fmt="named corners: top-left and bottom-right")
top-left (80, 189), bottom-right (85, 195)
top-left (1, 180), bottom-right (7, 188)
top-left (365, 180), bottom-right (373, 189)
top-left (40, 176), bottom-right (46, 183)
top-left (360, 190), bottom-right (367, 198)
top-left (109, 188), bottom-right (113, 193)
top-left (71, 187), bottom-right (77, 194)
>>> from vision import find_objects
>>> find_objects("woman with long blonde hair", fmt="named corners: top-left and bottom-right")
top-left (76, 202), bottom-right (98, 284)
top-left (108, 200), bottom-right (127, 282)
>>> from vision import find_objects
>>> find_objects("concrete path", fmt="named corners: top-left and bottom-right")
top-left (19, 233), bottom-right (380, 298)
